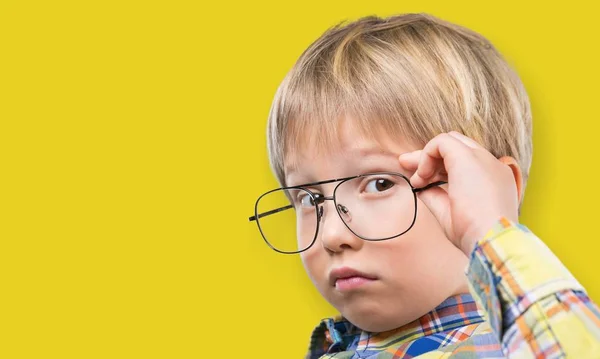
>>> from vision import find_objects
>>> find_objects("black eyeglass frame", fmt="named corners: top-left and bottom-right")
top-left (249, 171), bottom-right (446, 254)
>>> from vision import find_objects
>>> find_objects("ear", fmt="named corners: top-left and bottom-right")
top-left (498, 156), bottom-right (523, 204)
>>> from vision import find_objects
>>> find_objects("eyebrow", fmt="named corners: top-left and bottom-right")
top-left (356, 147), bottom-right (400, 158)
top-left (284, 174), bottom-right (361, 190)
top-left (285, 147), bottom-right (400, 175)
top-left (285, 149), bottom-right (402, 187)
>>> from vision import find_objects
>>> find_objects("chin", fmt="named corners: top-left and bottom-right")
top-left (345, 311), bottom-right (402, 332)
top-left (337, 299), bottom-right (412, 333)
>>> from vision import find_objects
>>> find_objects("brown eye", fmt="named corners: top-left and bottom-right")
top-left (365, 178), bottom-right (395, 193)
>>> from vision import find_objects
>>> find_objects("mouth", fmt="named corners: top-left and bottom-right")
top-left (329, 267), bottom-right (378, 291)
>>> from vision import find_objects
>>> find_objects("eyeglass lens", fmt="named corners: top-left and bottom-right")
top-left (255, 174), bottom-right (415, 253)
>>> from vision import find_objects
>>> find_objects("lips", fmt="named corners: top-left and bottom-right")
top-left (329, 267), bottom-right (378, 288)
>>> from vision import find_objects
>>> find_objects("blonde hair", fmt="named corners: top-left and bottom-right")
top-left (267, 13), bottom-right (532, 190)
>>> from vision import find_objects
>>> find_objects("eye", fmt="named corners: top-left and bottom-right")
top-left (364, 178), bottom-right (395, 193)
top-left (297, 192), bottom-right (316, 207)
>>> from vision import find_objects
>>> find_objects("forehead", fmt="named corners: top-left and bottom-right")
top-left (284, 118), bottom-right (419, 183)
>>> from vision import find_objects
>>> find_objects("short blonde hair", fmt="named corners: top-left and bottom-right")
top-left (267, 13), bottom-right (532, 190)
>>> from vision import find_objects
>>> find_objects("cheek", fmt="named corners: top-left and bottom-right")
top-left (375, 211), bottom-right (454, 284)
top-left (300, 248), bottom-right (328, 290)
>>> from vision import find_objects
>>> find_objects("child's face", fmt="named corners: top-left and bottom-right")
top-left (285, 120), bottom-right (471, 332)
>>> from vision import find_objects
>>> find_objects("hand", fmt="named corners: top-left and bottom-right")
top-left (398, 132), bottom-right (521, 255)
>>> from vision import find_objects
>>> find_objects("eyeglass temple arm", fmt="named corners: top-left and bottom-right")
top-left (248, 204), bottom-right (294, 222)
top-left (413, 181), bottom-right (447, 193)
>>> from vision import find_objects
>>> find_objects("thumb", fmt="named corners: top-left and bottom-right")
top-left (416, 187), bottom-right (453, 238)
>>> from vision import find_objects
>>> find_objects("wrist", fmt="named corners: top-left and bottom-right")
top-left (459, 236), bottom-right (479, 257)
top-left (460, 216), bottom-right (520, 256)
top-left (459, 217), bottom-right (505, 256)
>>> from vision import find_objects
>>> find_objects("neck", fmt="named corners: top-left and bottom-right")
top-left (352, 293), bottom-right (485, 351)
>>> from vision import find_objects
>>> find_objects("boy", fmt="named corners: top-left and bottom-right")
top-left (250, 13), bottom-right (600, 358)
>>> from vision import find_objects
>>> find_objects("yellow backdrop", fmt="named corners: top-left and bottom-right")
top-left (2, 1), bottom-right (599, 358)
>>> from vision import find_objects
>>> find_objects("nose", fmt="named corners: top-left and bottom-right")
top-left (318, 200), bottom-right (363, 253)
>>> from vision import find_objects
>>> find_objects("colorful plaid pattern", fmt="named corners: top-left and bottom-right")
top-left (307, 218), bottom-right (600, 358)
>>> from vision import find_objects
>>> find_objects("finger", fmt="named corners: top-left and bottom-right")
top-left (448, 131), bottom-right (483, 150)
top-left (410, 133), bottom-right (473, 187)
top-left (400, 150), bottom-right (447, 185)
top-left (400, 151), bottom-right (448, 177)
top-left (398, 150), bottom-right (421, 171)
top-left (415, 186), bottom-right (452, 236)
top-left (420, 171), bottom-right (448, 188)
top-left (411, 156), bottom-right (444, 188)
top-left (411, 167), bottom-right (448, 188)
top-left (429, 169), bottom-right (448, 184)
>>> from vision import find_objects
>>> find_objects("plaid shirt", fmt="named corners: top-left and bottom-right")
top-left (307, 218), bottom-right (600, 358)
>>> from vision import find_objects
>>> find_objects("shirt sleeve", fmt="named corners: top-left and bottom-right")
top-left (466, 217), bottom-right (600, 358)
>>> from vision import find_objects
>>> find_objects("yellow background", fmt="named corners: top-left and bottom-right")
top-left (1, 1), bottom-right (599, 357)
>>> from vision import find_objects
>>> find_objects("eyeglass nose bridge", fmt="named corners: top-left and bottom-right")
top-left (314, 195), bottom-right (351, 223)
top-left (314, 195), bottom-right (333, 222)
top-left (312, 194), bottom-right (333, 205)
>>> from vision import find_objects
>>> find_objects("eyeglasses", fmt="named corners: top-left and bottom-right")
top-left (249, 172), bottom-right (446, 254)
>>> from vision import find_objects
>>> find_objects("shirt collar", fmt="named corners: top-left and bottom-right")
top-left (307, 293), bottom-right (485, 357)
